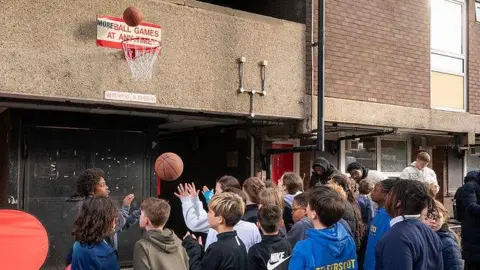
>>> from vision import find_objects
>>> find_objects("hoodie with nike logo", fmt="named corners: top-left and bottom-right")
top-left (247, 234), bottom-right (292, 270)
top-left (289, 223), bottom-right (357, 270)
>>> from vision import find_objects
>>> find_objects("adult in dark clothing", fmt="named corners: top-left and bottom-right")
top-left (309, 157), bottom-right (339, 188)
top-left (455, 170), bottom-right (480, 269)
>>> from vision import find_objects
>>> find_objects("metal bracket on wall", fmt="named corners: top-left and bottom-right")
top-left (237, 57), bottom-right (268, 117)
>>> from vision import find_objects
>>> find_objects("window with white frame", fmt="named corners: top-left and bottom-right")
top-left (381, 140), bottom-right (408, 172)
top-left (476, 1), bottom-right (480, 22)
top-left (344, 138), bottom-right (410, 175)
top-left (430, 0), bottom-right (466, 111)
top-left (467, 141), bottom-right (480, 172)
top-left (345, 138), bottom-right (377, 170)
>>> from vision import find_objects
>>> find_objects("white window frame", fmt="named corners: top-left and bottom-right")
top-left (340, 137), bottom-right (412, 178)
top-left (476, 1), bottom-right (480, 23)
top-left (430, 0), bottom-right (467, 112)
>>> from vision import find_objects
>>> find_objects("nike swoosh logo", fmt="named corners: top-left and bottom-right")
top-left (266, 256), bottom-right (291, 270)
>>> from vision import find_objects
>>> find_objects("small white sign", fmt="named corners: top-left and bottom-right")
top-left (104, 91), bottom-right (157, 104)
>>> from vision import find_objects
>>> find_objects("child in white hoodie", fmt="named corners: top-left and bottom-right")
top-left (175, 182), bottom-right (261, 252)
top-left (399, 152), bottom-right (438, 194)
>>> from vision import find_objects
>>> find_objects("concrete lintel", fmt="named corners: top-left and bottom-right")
top-left (311, 97), bottom-right (480, 135)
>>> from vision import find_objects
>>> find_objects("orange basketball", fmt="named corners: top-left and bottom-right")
top-left (155, 152), bottom-right (184, 181)
top-left (123, 7), bottom-right (143, 27)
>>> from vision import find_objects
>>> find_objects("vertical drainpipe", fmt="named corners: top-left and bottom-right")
top-left (317, 0), bottom-right (325, 152)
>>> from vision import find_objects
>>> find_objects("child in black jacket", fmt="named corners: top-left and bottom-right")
top-left (248, 205), bottom-right (292, 270)
top-left (183, 192), bottom-right (248, 270)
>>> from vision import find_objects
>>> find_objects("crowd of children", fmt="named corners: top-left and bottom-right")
top-left (68, 165), bottom-right (464, 270)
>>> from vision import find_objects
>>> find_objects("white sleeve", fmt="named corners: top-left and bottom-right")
top-left (399, 168), bottom-right (410, 180)
top-left (180, 196), bottom-right (210, 233)
top-left (204, 228), bottom-right (217, 250)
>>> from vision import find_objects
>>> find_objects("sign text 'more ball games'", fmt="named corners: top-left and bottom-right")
top-left (97, 15), bottom-right (162, 49)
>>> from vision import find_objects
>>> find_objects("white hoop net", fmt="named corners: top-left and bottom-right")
top-left (122, 38), bottom-right (162, 81)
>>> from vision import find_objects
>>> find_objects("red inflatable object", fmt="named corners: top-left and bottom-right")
top-left (0, 209), bottom-right (49, 269)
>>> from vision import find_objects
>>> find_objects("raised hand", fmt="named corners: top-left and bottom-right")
top-left (123, 194), bottom-right (135, 206)
top-left (202, 185), bottom-right (214, 204)
top-left (202, 186), bottom-right (214, 195)
top-left (185, 182), bottom-right (200, 198)
top-left (174, 183), bottom-right (190, 199)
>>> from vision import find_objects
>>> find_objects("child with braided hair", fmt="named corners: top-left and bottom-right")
top-left (375, 180), bottom-right (443, 270)
top-left (363, 179), bottom-right (397, 270)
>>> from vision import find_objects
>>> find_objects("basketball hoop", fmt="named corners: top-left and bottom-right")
top-left (121, 37), bottom-right (162, 81)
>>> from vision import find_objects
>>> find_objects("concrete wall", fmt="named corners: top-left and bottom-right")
top-left (311, 96), bottom-right (480, 136)
top-left (0, 0), bottom-right (306, 119)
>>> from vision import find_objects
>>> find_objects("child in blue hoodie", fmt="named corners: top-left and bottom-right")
top-left (289, 186), bottom-right (357, 270)
top-left (375, 180), bottom-right (443, 270)
top-left (363, 179), bottom-right (396, 270)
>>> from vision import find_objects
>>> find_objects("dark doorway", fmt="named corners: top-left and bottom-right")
top-left (24, 126), bottom-right (147, 269)
top-left (9, 109), bottom-right (253, 269)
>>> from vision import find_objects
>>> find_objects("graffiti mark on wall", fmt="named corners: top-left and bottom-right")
top-left (8, 196), bottom-right (18, 205)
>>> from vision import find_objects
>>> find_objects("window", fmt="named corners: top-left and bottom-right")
top-left (381, 140), bottom-right (408, 172)
top-left (430, 0), bottom-right (466, 111)
top-left (476, 1), bottom-right (480, 22)
top-left (467, 141), bottom-right (480, 172)
top-left (343, 138), bottom-right (410, 175)
top-left (345, 138), bottom-right (377, 170)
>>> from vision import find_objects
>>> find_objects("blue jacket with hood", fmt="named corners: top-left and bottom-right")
top-left (288, 223), bottom-right (358, 270)
top-left (71, 240), bottom-right (120, 270)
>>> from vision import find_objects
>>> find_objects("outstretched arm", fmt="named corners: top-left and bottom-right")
top-left (176, 183), bottom-right (210, 233)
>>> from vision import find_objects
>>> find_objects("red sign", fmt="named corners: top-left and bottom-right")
top-left (97, 15), bottom-right (162, 49)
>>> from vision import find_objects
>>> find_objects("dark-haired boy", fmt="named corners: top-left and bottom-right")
top-left (183, 192), bottom-right (248, 270)
top-left (248, 205), bottom-right (292, 270)
top-left (286, 192), bottom-right (353, 248)
top-left (289, 186), bottom-right (357, 270)
top-left (134, 198), bottom-right (189, 270)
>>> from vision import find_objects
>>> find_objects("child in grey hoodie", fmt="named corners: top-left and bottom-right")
top-left (134, 198), bottom-right (189, 270)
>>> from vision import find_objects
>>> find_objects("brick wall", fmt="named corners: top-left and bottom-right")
top-left (469, 0), bottom-right (480, 114)
top-left (307, 0), bottom-right (431, 108)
